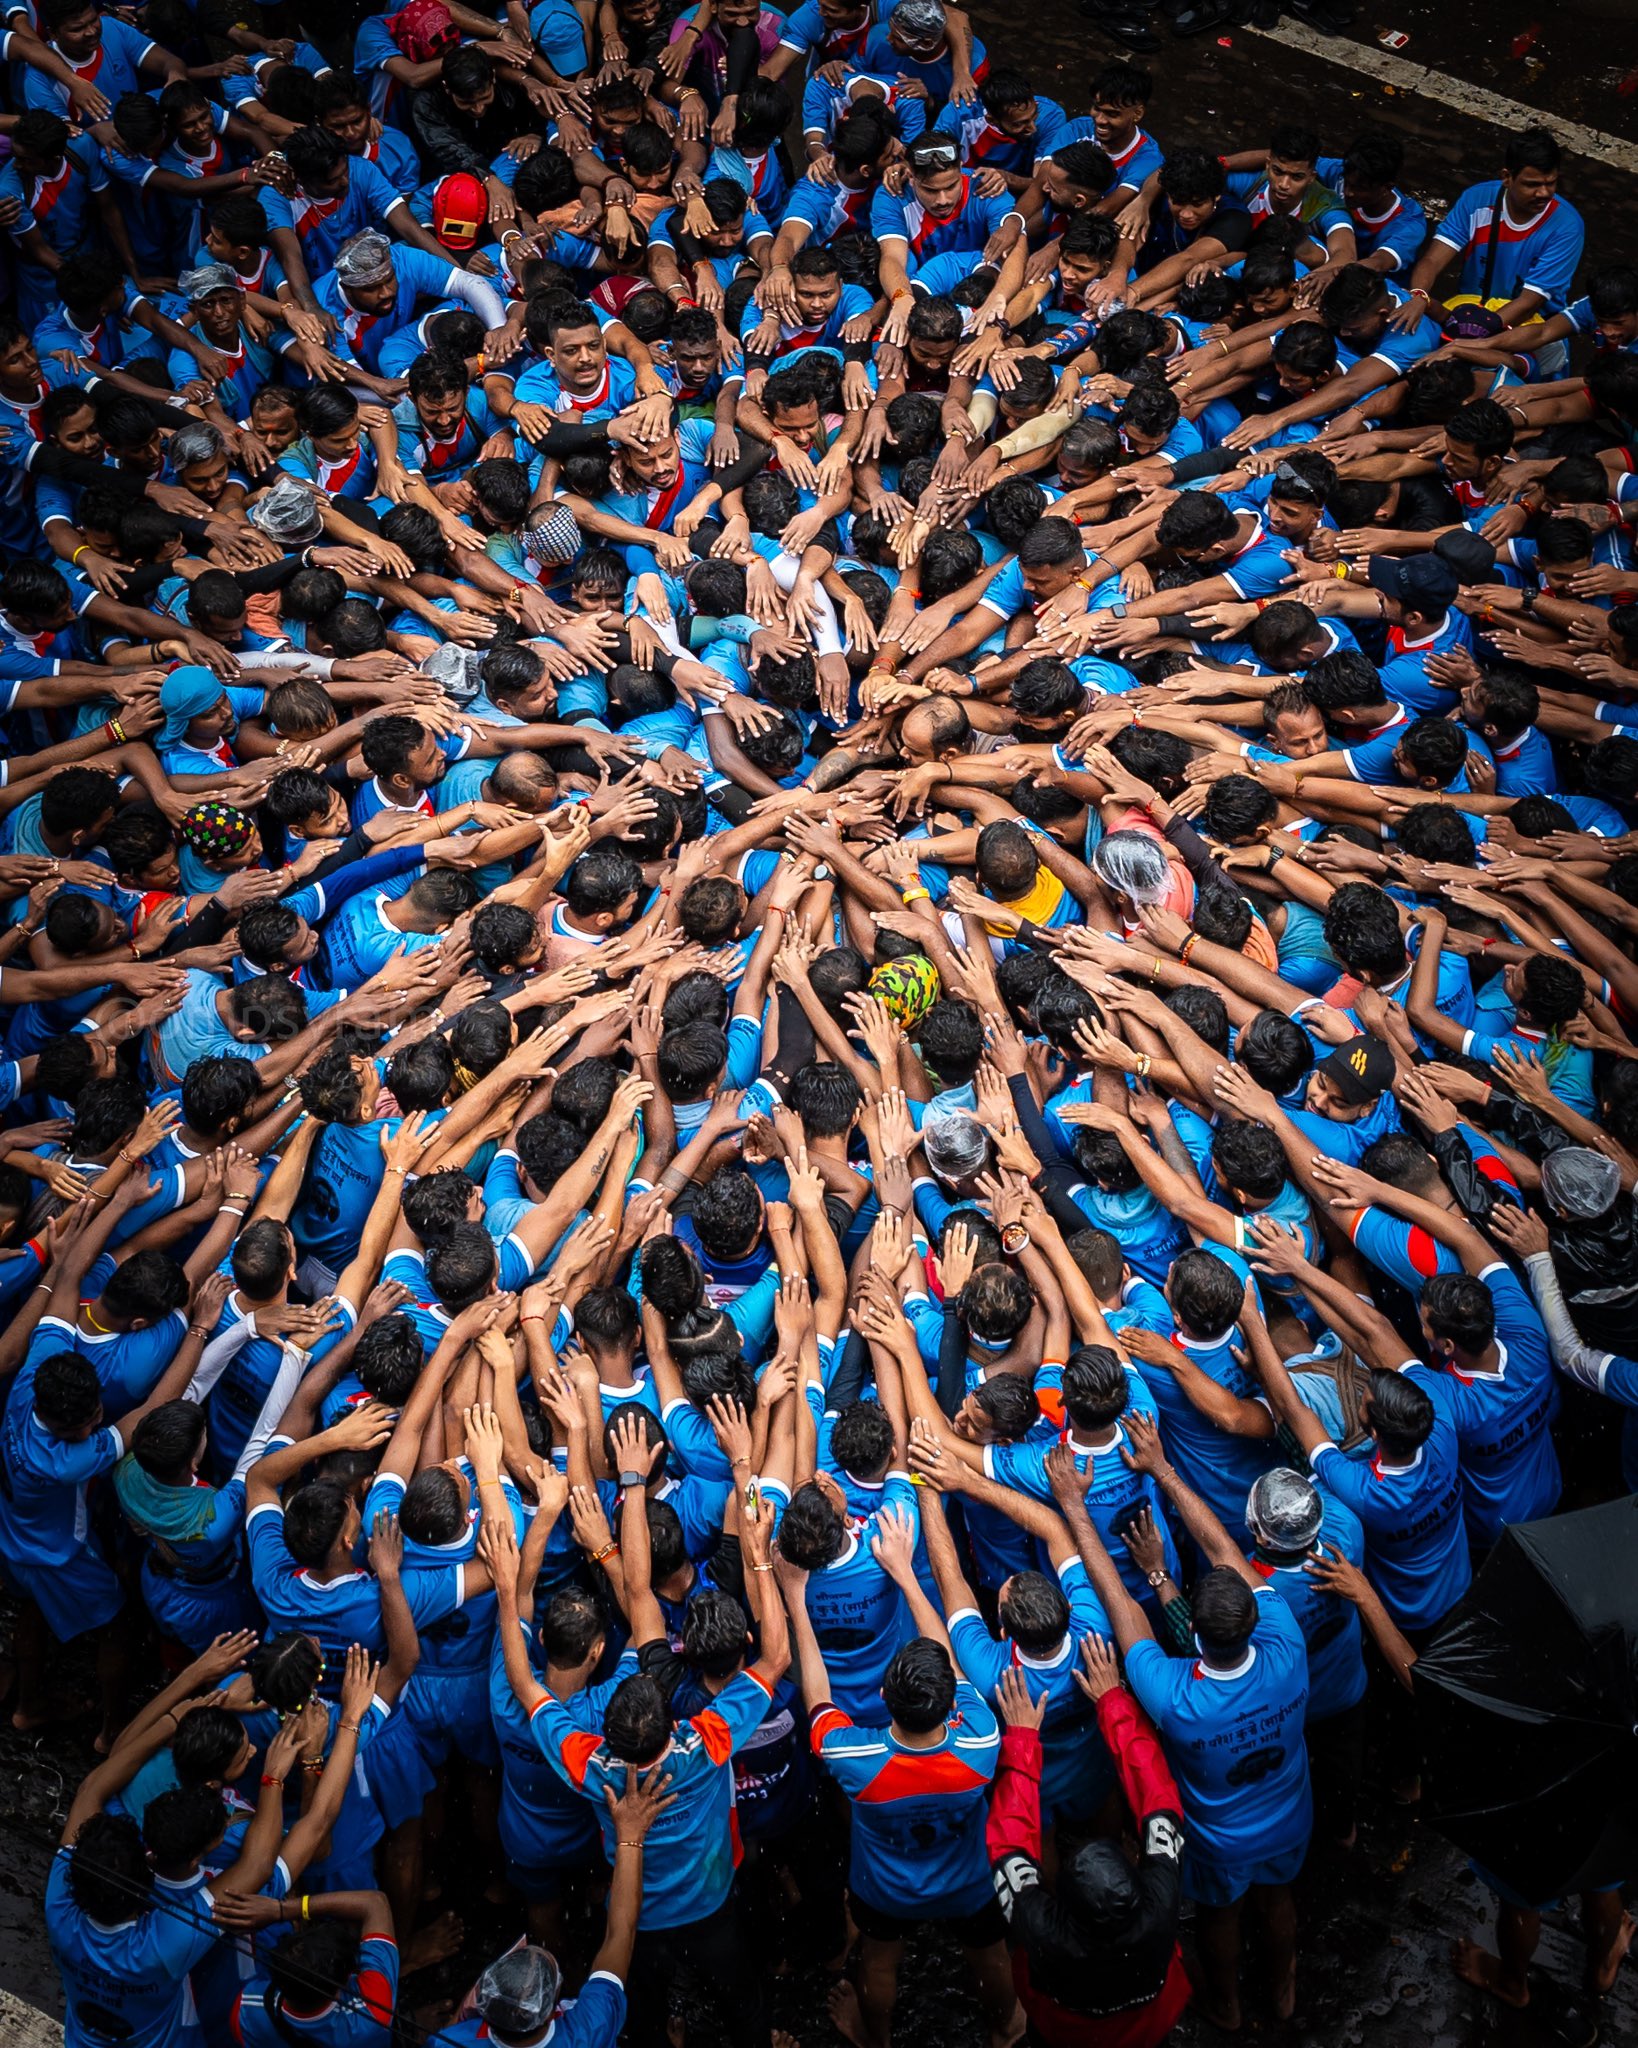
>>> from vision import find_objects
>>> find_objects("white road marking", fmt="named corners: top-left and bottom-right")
top-left (1241, 20), bottom-right (1638, 175)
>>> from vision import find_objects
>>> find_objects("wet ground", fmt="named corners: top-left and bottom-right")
top-left (2, 1592), bottom-right (1634, 2048)
top-left (968, 0), bottom-right (1638, 264)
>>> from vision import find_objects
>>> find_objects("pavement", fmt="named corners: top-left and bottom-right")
top-left (965, 0), bottom-right (1638, 263)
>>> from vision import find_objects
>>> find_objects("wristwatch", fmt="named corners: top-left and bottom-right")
top-left (999, 1221), bottom-right (1031, 1256)
top-left (618, 1469), bottom-right (645, 1489)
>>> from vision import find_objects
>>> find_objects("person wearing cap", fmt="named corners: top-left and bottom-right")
top-left (166, 265), bottom-right (278, 422)
top-left (1244, 1468), bottom-right (1368, 1848)
top-left (1217, 1033), bottom-right (1403, 1171)
top-left (1246, 1286), bottom-right (1471, 1644)
top-left (155, 666), bottom-right (269, 787)
top-left (1050, 1418), bottom-right (1310, 2032)
top-left (312, 228), bottom-right (507, 388)
top-left (443, 1764), bottom-right (666, 2048)
top-left (862, 1), bottom-right (984, 115)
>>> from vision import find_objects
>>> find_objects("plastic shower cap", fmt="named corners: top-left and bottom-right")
top-left (1093, 828), bottom-right (1171, 906)
top-left (1541, 1146), bottom-right (1622, 1222)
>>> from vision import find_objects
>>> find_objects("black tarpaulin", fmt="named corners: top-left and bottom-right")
top-left (1414, 1496), bottom-right (1638, 1901)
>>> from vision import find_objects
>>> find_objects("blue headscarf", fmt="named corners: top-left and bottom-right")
top-left (159, 665), bottom-right (227, 748)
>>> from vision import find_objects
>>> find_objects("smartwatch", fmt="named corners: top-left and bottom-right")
top-left (618, 1469), bottom-right (645, 1489)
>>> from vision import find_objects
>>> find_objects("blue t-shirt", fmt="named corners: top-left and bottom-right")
top-left (814, 1680), bottom-right (1001, 1915)
top-left (1124, 1585), bottom-right (1311, 1875)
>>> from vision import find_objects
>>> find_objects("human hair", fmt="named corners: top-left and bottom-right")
top-left (1157, 491), bottom-right (1235, 555)
top-left (142, 1785), bottom-right (227, 1873)
top-left (41, 767), bottom-right (119, 836)
top-left (68, 1814), bottom-right (153, 1922)
top-left (1398, 716), bottom-right (1467, 786)
top-left (1504, 125), bottom-right (1560, 175)
top-left (563, 846), bottom-right (641, 919)
top-left (1445, 398), bottom-right (1513, 462)
top-left (604, 1672), bottom-right (671, 1763)
top-left (541, 1585), bottom-right (605, 1665)
top-left (790, 1060), bottom-right (861, 1139)
top-left (883, 1636), bottom-right (956, 1732)
top-left (354, 1314), bottom-right (424, 1403)
top-left (691, 1169), bottom-right (763, 1259)
top-left (1237, 1011), bottom-right (1314, 1096)
top-left (960, 1263), bottom-right (1033, 1344)
top-left (1323, 882), bottom-right (1405, 981)
top-left (1061, 1344), bottom-right (1129, 1432)
top-left (831, 1401), bottom-right (894, 1481)
top-left (425, 1221), bottom-right (498, 1309)
top-left (1168, 1248), bottom-right (1241, 1341)
top-left (1193, 1566), bottom-right (1257, 1658)
top-left (1366, 1367), bottom-right (1435, 1460)
top-left (1203, 773), bottom-right (1277, 842)
top-left (918, 997), bottom-right (984, 1085)
top-left (1158, 147), bottom-right (1225, 207)
top-left (282, 1481), bottom-right (350, 1567)
top-left (1211, 1119), bottom-right (1286, 1204)
top-left (776, 1480), bottom-right (845, 1569)
top-left (999, 1569), bottom-right (1070, 1656)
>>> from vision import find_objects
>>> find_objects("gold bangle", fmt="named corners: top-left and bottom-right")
top-left (1135, 1053), bottom-right (1152, 1078)
top-left (1149, 955), bottom-right (1163, 983)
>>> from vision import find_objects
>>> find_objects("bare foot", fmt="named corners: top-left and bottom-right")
top-left (772, 2031), bottom-right (800, 2048)
top-left (1451, 1939), bottom-right (1529, 2008)
top-left (666, 2016), bottom-right (685, 2048)
top-left (403, 1911), bottom-right (463, 1973)
top-left (828, 1980), bottom-right (872, 2048)
top-left (1189, 1997), bottom-right (1242, 2033)
top-left (1271, 1957), bottom-right (1297, 2022)
top-left (1592, 1910), bottom-right (1636, 1995)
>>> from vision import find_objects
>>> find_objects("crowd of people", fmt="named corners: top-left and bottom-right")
top-left (1, 0), bottom-right (1636, 2044)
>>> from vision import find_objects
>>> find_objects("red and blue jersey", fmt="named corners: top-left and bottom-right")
top-left (528, 1665), bottom-right (775, 1928)
top-left (870, 175), bottom-right (1019, 274)
top-left (1431, 180), bottom-right (1585, 311)
top-left (812, 1679), bottom-right (1001, 1915)
top-left (233, 1936), bottom-right (398, 2046)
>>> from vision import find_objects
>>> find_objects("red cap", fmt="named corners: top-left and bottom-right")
top-left (432, 171), bottom-right (488, 252)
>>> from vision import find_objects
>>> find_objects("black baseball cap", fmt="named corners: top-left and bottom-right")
top-left (1317, 1034), bottom-right (1396, 1105)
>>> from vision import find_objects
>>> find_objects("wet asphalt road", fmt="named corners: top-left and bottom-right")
top-left (968, 0), bottom-right (1638, 264)
top-left (2, 3), bottom-right (1636, 2039)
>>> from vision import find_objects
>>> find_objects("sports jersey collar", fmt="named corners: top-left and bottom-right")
top-left (1371, 1445), bottom-right (1423, 1477)
top-left (1195, 1643), bottom-right (1256, 1681)
top-left (297, 1568), bottom-right (368, 1588)
top-left (1014, 1636), bottom-right (1074, 1671)
top-left (1450, 1338), bottom-right (1508, 1386)
top-left (1066, 1426), bottom-right (1119, 1457)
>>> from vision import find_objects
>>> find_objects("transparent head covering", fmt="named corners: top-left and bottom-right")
top-left (474, 1945), bottom-right (562, 2041)
top-left (1092, 828), bottom-right (1171, 906)
top-left (178, 263), bottom-right (239, 302)
top-left (893, 0), bottom-right (947, 35)
top-left (922, 1106), bottom-right (988, 1181)
top-left (247, 474), bottom-right (324, 545)
top-left (1247, 1468), bottom-right (1322, 1554)
top-left (334, 229), bottom-right (394, 287)
top-left (422, 641), bottom-right (484, 704)
top-left (1541, 1147), bottom-right (1622, 1223)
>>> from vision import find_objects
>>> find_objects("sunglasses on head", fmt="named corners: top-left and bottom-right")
top-left (908, 140), bottom-right (959, 172)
